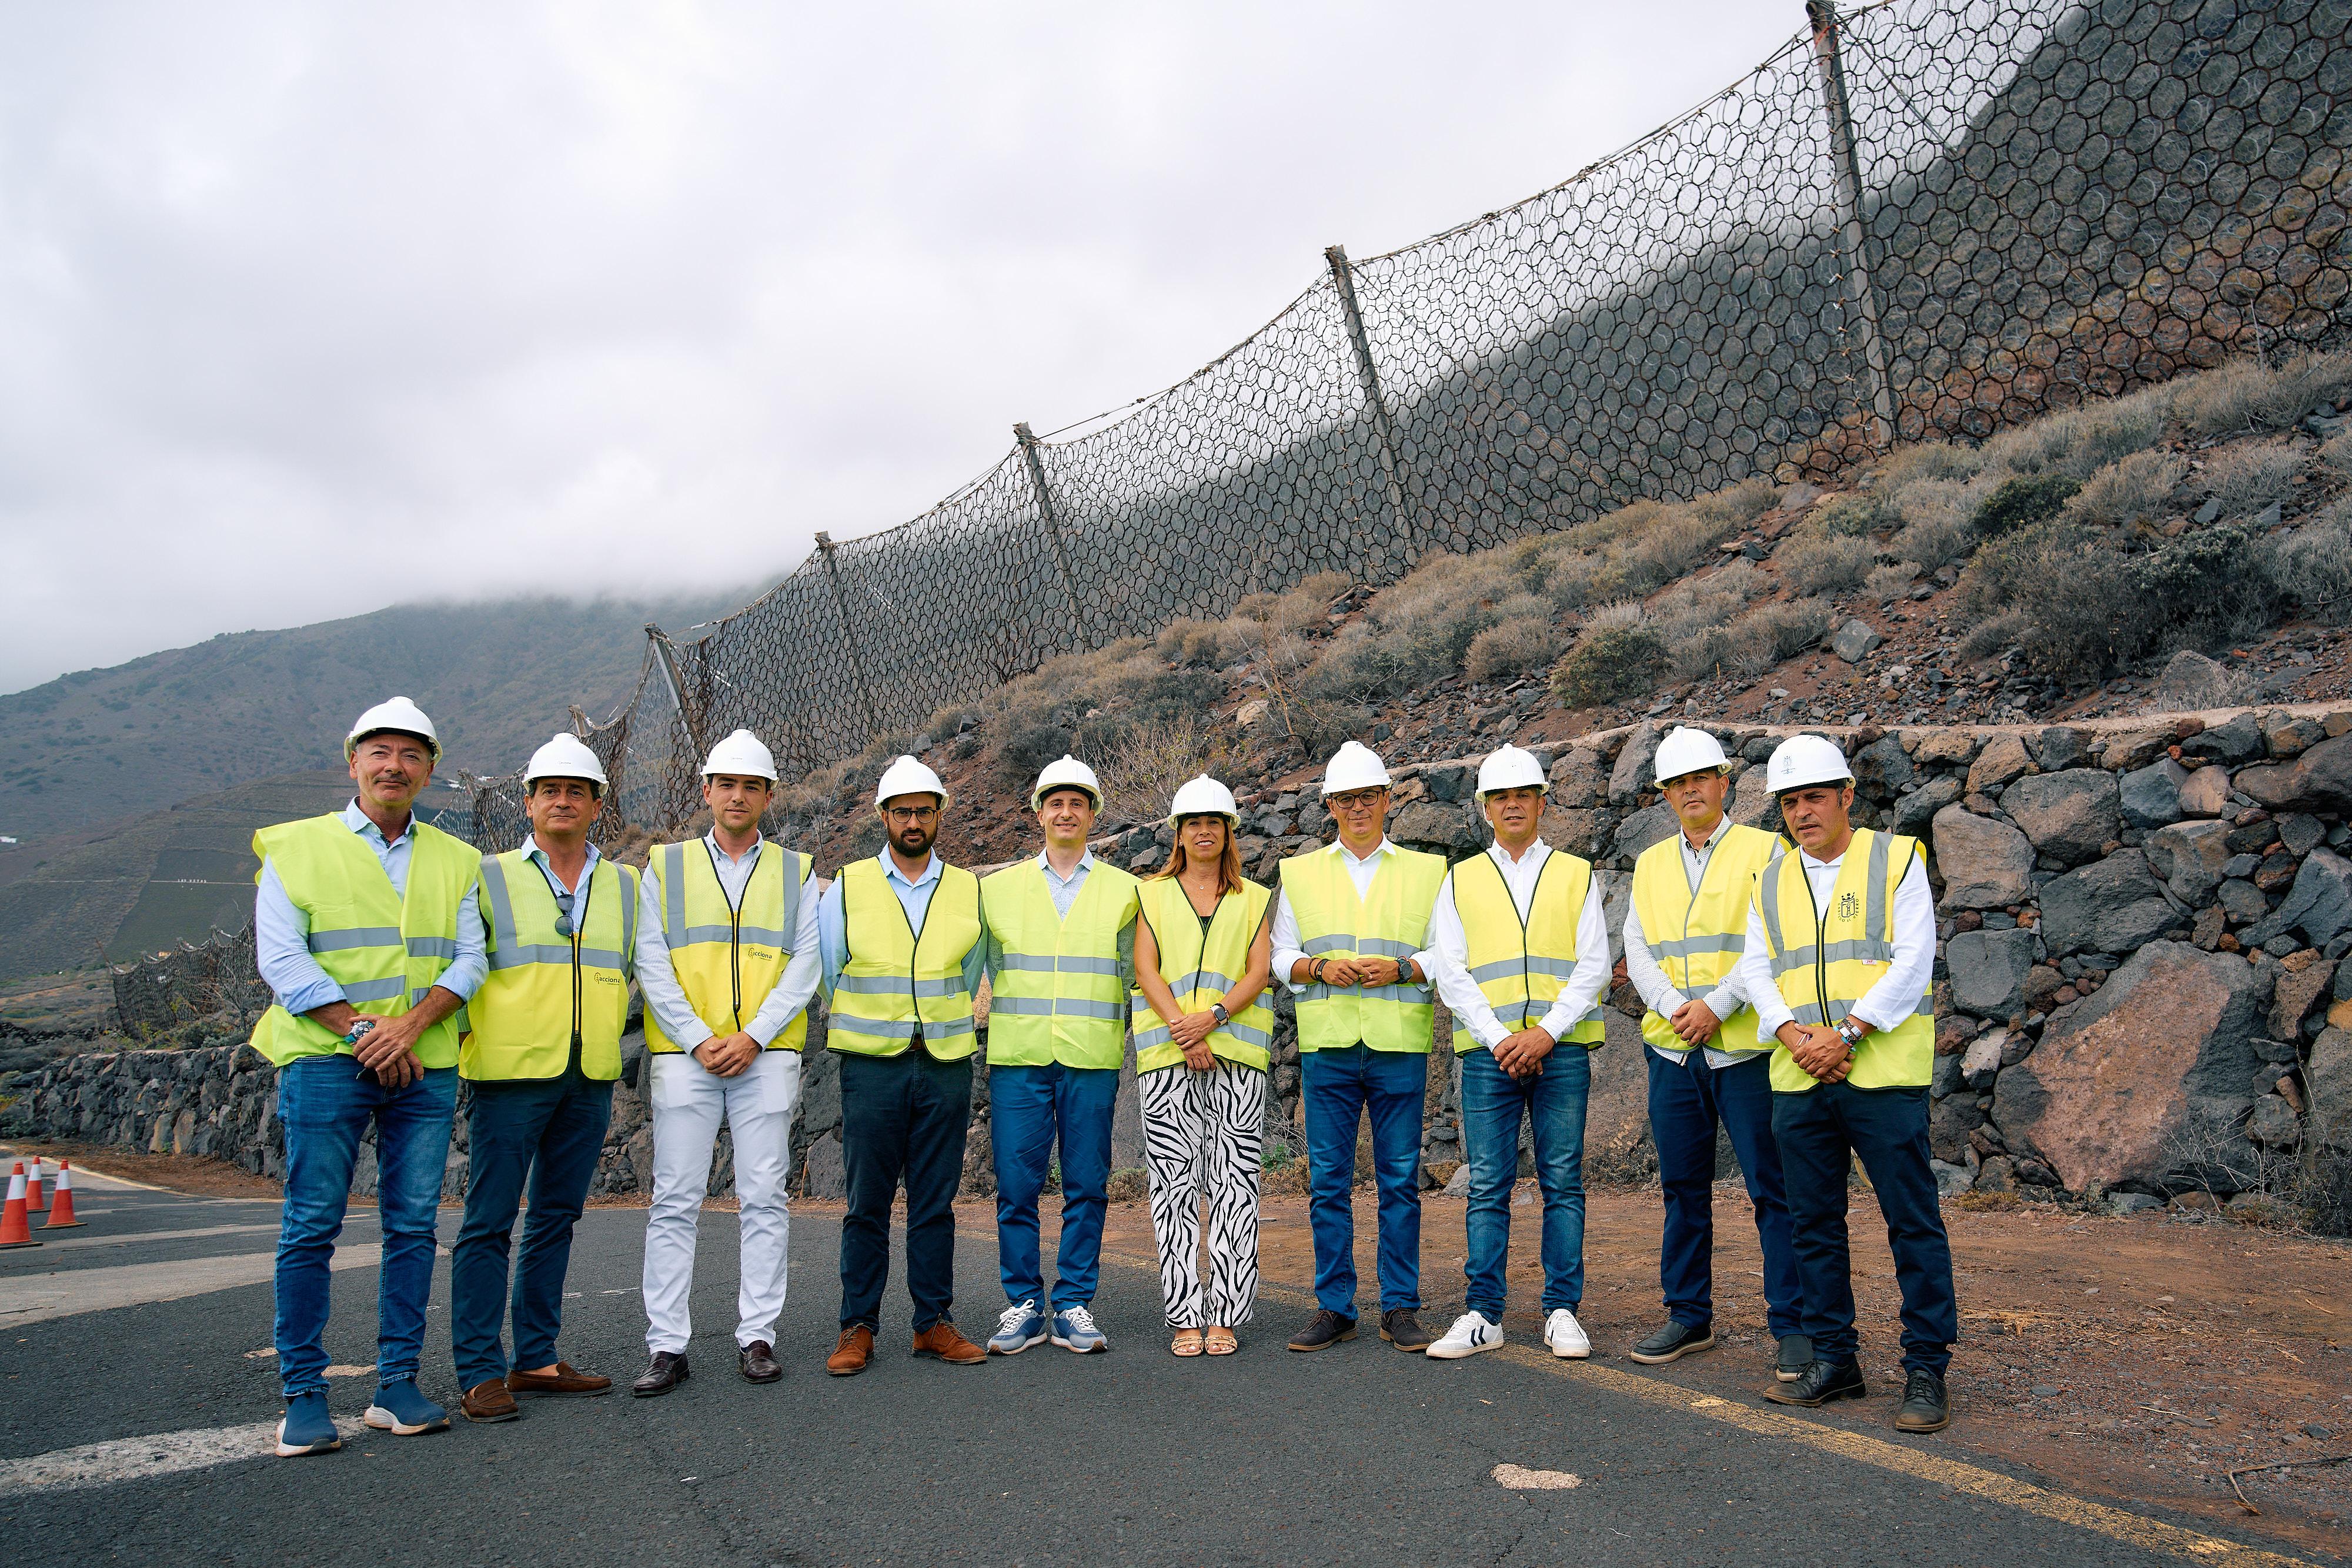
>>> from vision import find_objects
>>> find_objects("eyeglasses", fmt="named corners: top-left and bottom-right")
top-left (885, 806), bottom-right (938, 825)
top-left (1328, 788), bottom-right (1387, 810)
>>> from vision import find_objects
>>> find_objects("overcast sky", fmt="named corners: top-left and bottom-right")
top-left (0, 1), bottom-right (1799, 696)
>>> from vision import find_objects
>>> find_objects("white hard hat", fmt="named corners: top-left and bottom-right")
top-left (1653, 726), bottom-right (1732, 784)
top-left (1030, 754), bottom-right (1103, 812)
top-left (1168, 774), bottom-right (1240, 824)
top-left (523, 733), bottom-right (609, 792)
top-left (1320, 740), bottom-right (1392, 795)
top-left (874, 753), bottom-right (950, 808)
top-left (700, 728), bottom-right (778, 782)
top-left (1475, 744), bottom-right (1547, 800)
top-left (346, 697), bottom-right (441, 761)
top-left (1766, 733), bottom-right (1856, 794)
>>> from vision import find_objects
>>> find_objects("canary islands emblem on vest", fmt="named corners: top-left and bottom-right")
top-left (1838, 890), bottom-right (1859, 921)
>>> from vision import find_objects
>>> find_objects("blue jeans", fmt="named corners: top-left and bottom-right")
top-left (1302, 1045), bottom-right (1426, 1315)
top-left (1460, 1044), bottom-right (1591, 1319)
top-left (838, 1050), bottom-right (971, 1333)
top-left (1646, 1049), bottom-right (1803, 1339)
top-left (1771, 1082), bottom-right (1956, 1377)
top-left (989, 1062), bottom-right (1117, 1310)
top-left (273, 1057), bottom-right (457, 1399)
top-left (449, 1069), bottom-right (613, 1390)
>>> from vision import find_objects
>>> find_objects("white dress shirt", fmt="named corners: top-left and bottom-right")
top-left (1269, 837), bottom-right (1436, 994)
top-left (1623, 815), bottom-right (1763, 1069)
top-left (636, 833), bottom-right (824, 1050)
top-left (1424, 838), bottom-right (1613, 1052)
top-left (1736, 836), bottom-right (1936, 1042)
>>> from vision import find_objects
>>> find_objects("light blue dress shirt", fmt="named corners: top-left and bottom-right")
top-left (817, 850), bottom-right (988, 1002)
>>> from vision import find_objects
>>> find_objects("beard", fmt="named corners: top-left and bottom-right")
top-left (892, 823), bottom-right (937, 859)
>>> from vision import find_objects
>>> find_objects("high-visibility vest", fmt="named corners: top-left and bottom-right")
top-left (463, 850), bottom-right (638, 1082)
top-left (1631, 823), bottom-right (1782, 1057)
top-left (831, 857), bottom-right (983, 1060)
top-left (249, 813), bottom-right (480, 1069)
top-left (1132, 876), bottom-right (1274, 1074)
top-left (1449, 847), bottom-right (1605, 1053)
top-left (1278, 842), bottom-right (1446, 1054)
top-left (1752, 827), bottom-right (1935, 1093)
top-left (981, 858), bottom-right (1139, 1070)
top-left (643, 838), bottom-right (811, 1054)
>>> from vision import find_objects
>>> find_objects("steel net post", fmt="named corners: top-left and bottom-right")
top-left (1013, 422), bottom-right (1085, 650)
top-left (1324, 245), bottom-right (1420, 564)
top-left (813, 532), bottom-right (884, 739)
top-left (1806, 0), bottom-right (1896, 452)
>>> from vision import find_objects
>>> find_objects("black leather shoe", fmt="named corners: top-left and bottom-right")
top-left (1895, 1368), bottom-right (1950, 1432)
top-left (632, 1352), bottom-right (689, 1397)
top-left (1629, 1319), bottom-right (1713, 1365)
top-left (1287, 1309), bottom-right (1358, 1352)
top-left (739, 1341), bottom-right (782, 1384)
top-left (1775, 1334), bottom-right (1813, 1382)
top-left (1379, 1309), bottom-right (1435, 1352)
top-left (1763, 1358), bottom-right (1866, 1407)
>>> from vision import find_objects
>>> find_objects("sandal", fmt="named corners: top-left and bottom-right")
top-left (1170, 1329), bottom-right (1205, 1357)
top-left (1203, 1328), bottom-right (1238, 1356)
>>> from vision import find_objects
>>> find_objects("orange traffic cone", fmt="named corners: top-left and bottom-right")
top-left (42, 1161), bottom-right (85, 1229)
top-left (0, 1163), bottom-right (39, 1249)
top-left (25, 1155), bottom-right (46, 1212)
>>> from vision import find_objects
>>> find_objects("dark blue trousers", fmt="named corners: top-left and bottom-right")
top-left (1302, 1045), bottom-right (1426, 1315)
top-left (1645, 1048), bottom-right (1803, 1339)
top-left (838, 1049), bottom-right (972, 1333)
top-left (1770, 1081), bottom-right (1956, 1377)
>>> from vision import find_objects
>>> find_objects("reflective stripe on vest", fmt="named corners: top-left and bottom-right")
top-left (643, 839), bottom-right (810, 1054)
top-left (831, 858), bottom-right (982, 1059)
top-left (981, 859), bottom-right (1140, 1070)
top-left (1132, 876), bottom-right (1274, 1074)
top-left (1754, 827), bottom-right (1934, 1092)
top-left (463, 851), bottom-right (637, 1081)
top-left (1278, 844), bottom-right (1445, 1054)
top-left (248, 814), bottom-right (480, 1069)
top-left (1631, 823), bottom-right (1780, 1056)
top-left (1451, 848), bottom-right (1603, 1052)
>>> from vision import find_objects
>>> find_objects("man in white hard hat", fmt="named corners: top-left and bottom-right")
top-left (1735, 733), bottom-right (1954, 1433)
top-left (451, 734), bottom-right (637, 1423)
top-left (251, 697), bottom-right (486, 1455)
top-left (631, 728), bottom-right (821, 1396)
top-left (1422, 744), bottom-right (1612, 1362)
top-left (817, 754), bottom-right (990, 1375)
top-left (977, 755), bottom-right (1139, 1357)
top-left (1272, 740), bottom-right (1446, 1353)
top-left (1621, 727), bottom-right (1808, 1382)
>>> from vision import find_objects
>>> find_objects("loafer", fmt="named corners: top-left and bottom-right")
top-left (911, 1320), bottom-right (987, 1366)
top-left (1775, 1334), bottom-right (1814, 1383)
top-left (827, 1326), bottom-right (874, 1377)
top-left (461, 1379), bottom-right (521, 1423)
top-left (631, 1351), bottom-right (690, 1397)
top-left (1895, 1369), bottom-right (1951, 1433)
top-left (988, 1300), bottom-right (1048, 1355)
top-left (1629, 1319), bottom-right (1714, 1365)
top-left (1763, 1358), bottom-right (1867, 1407)
top-left (739, 1340), bottom-right (782, 1383)
top-left (1380, 1309), bottom-right (1435, 1352)
top-left (506, 1361), bottom-right (611, 1397)
top-left (273, 1390), bottom-right (342, 1457)
top-left (362, 1380), bottom-right (449, 1436)
top-left (1287, 1309), bottom-right (1357, 1352)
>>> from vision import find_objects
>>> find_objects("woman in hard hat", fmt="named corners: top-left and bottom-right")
top-left (1130, 775), bottom-right (1275, 1356)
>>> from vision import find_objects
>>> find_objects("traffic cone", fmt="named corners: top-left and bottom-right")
top-left (42, 1161), bottom-right (85, 1229)
top-left (0, 1163), bottom-right (39, 1249)
top-left (25, 1155), bottom-right (46, 1213)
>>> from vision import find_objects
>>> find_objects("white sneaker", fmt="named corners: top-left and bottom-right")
top-left (1545, 1308), bottom-right (1591, 1359)
top-left (1426, 1310), bottom-right (1505, 1360)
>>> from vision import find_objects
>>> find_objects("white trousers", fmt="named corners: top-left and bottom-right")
top-left (642, 1048), bottom-right (800, 1354)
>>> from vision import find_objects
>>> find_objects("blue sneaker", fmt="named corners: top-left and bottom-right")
top-left (363, 1379), bottom-right (450, 1436)
top-left (1051, 1305), bottom-right (1107, 1354)
top-left (274, 1390), bottom-right (342, 1457)
top-left (988, 1299), bottom-right (1048, 1355)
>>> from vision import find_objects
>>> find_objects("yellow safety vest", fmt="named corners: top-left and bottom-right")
top-left (831, 857), bottom-right (983, 1060)
top-left (249, 813), bottom-right (480, 1069)
top-left (1132, 876), bottom-right (1274, 1074)
top-left (1632, 823), bottom-right (1782, 1056)
top-left (1753, 827), bottom-right (1935, 1093)
top-left (463, 850), bottom-right (638, 1082)
top-left (1450, 847), bottom-right (1605, 1052)
top-left (1278, 842), bottom-right (1446, 1054)
top-left (644, 838), bottom-right (811, 1054)
top-left (981, 858), bottom-right (1139, 1070)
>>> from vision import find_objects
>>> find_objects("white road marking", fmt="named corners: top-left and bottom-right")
top-left (0, 1246), bottom-right (386, 1325)
top-left (0, 1418), bottom-right (369, 1496)
top-left (1493, 1464), bottom-right (1582, 1490)
top-left (24, 1222), bottom-right (283, 1254)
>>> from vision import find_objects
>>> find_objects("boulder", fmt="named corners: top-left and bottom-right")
top-left (2180, 711), bottom-right (2264, 765)
top-left (1929, 1091), bottom-right (1987, 1164)
top-left (2100, 725), bottom-right (2176, 771)
top-left (1990, 941), bottom-right (2269, 1192)
top-left (1945, 927), bottom-right (2036, 1019)
top-left (2245, 848), bottom-right (2352, 951)
top-left (2218, 878), bottom-right (2271, 926)
top-left (2118, 759), bottom-right (2189, 830)
top-left (1539, 805), bottom-right (1611, 860)
top-left (1609, 724), bottom-right (1663, 805)
top-left (1582, 1011), bottom-right (1658, 1180)
top-left (2001, 769), bottom-right (2122, 866)
top-left (1852, 734), bottom-right (1915, 795)
top-left (1967, 733), bottom-right (2036, 794)
top-left (1912, 731), bottom-right (1977, 768)
top-left (1422, 763), bottom-right (1476, 803)
top-left (1391, 801), bottom-right (1481, 855)
top-left (2146, 648), bottom-right (2254, 711)
top-left (1548, 745), bottom-right (1609, 807)
top-left (2269, 958), bottom-right (2337, 1041)
top-left (2037, 850), bottom-right (2180, 957)
top-left (1960, 1027), bottom-right (2007, 1087)
top-left (2143, 820), bottom-right (2236, 904)
top-left (1611, 802), bottom-right (1679, 864)
top-left (2308, 1028), bottom-right (2352, 1146)
top-left (1893, 775), bottom-right (1962, 835)
top-left (1832, 618), bottom-right (1885, 663)
top-left (2177, 764), bottom-right (2233, 818)
top-left (1727, 766), bottom-right (1780, 833)
top-left (2030, 727), bottom-right (2091, 771)
top-left (1930, 805), bottom-right (2034, 910)
top-left (2235, 734), bottom-right (2352, 814)
top-left (2247, 1093), bottom-right (2302, 1147)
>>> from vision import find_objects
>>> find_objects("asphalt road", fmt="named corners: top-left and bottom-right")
top-left (0, 1166), bottom-right (2318, 1568)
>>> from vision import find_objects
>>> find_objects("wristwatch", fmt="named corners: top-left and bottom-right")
top-left (1211, 1003), bottom-right (1231, 1027)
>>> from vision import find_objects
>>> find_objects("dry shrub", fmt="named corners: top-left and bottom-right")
top-left (1551, 623), bottom-right (1667, 708)
top-left (1983, 389), bottom-right (2167, 479)
top-left (1095, 714), bottom-right (1232, 827)
top-left (1865, 561), bottom-right (1922, 602)
top-left (1959, 610), bottom-right (2030, 659)
top-left (1688, 475), bottom-right (1779, 526)
top-left (2320, 430), bottom-right (2352, 477)
top-left (1465, 614), bottom-right (1562, 683)
top-left (1876, 441), bottom-right (1982, 489)
top-left (1156, 618), bottom-right (1222, 666)
top-left (1305, 551), bottom-right (1521, 698)
top-left (1778, 533), bottom-right (1873, 594)
top-left (1651, 563), bottom-right (1765, 681)
top-left (1585, 599), bottom-right (1646, 633)
top-left (1593, 505), bottom-right (1739, 598)
top-left (2171, 351), bottom-right (2352, 436)
top-left (2257, 504), bottom-right (2352, 622)
top-left (2067, 449), bottom-right (2187, 526)
top-left (1972, 473), bottom-right (2080, 536)
top-left (1806, 492), bottom-right (1887, 537)
top-left (1723, 597), bottom-right (1834, 676)
top-left (2203, 443), bottom-right (2304, 516)
top-left (1889, 475), bottom-right (1992, 569)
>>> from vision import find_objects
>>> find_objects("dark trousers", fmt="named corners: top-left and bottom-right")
top-left (449, 1068), bottom-right (613, 1390)
top-left (1646, 1049), bottom-right (1803, 1339)
top-left (1770, 1081), bottom-right (1956, 1377)
top-left (838, 1049), bottom-right (972, 1333)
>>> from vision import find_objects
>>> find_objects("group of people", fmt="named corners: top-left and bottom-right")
top-left (252, 694), bottom-right (1958, 1459)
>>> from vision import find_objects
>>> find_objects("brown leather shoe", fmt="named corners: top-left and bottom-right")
top-left (505, 1361), bottom-right (612, 1397)
top-left (826, 1326), bottom-right (875, 1377)
top-left (739, 1340), bottom-right (782, 1383)
top-left (460, 1379), bottom-right (520, 1423)
top-left (911, 1320), bottom-right (987, 1366)
top-left (631, 1351), bottom-right (689, 1397)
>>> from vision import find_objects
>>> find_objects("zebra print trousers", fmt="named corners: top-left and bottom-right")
top-left (1137, 1060), bottom-right (1265, 1329)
